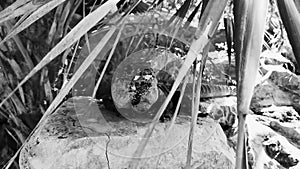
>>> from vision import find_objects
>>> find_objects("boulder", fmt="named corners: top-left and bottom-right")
top-left (19, 96), bottom-right (235, 169)
top-left (251, 80), bottom-right (298, 110)
top-left (246, 115), bottom-right (300, 169)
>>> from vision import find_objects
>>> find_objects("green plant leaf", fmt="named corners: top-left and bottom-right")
top-left (1, 18), bottom-right (34, 70)
top-left (233, 0), bottom-right (269, 168)
top-left (276, 0), bottom-right (300, 69)
top-left (0, 0), bottom-right (67, 46)
top-left (0, 0), bottom-right (38, 25)
top-left (128, 1), bottom-right (228, 168)
top-left (2, 26), bottom-right (117, 169)
top-left (0, 0), bottom-right (120, 109)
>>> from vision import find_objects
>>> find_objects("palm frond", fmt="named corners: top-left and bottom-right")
top-left (0, 0), bottom-right (67, 46)
top-left (233, 0), bottom-right (269, 168)
top-left (128, 1), bottom-right (228, 168)
top-left (2, 20), bottom-right (34, 70)
top-left (186, 43), bottom-right (209, 169)
top-left (167, 0), bottom-right (191, 25)
top-left (1, 1), bottom-right (121, 168)
top-left (92, 0), bottom-right (143, 98)
top-left (0, 0), bottom-right (120, 109)
top-left (183, 1), bottom-right (201, 29)
top-left (224, 16), bottom-right (234, 75)
top-left (0, 0), bottom-right (40, 25)
top-left (2, 25), bottom-right (117, 169)
top-left (276, 0), bottom-right (300, 68)
top-left (92, 25), bottom-right (123, 98)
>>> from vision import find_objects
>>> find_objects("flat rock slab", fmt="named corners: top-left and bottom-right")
top-left (19, 96), bottom-right (235, 169)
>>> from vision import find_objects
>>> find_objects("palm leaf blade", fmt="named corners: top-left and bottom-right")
top-left (2, 26), bottom-right (117, 169)
top-left (0, 0), bottom-right (37, 25)
top-left (128, 1), bottom-right (228, 168)
top-left (0, 0), bottom-right (67, 46)
top-left (0, 0), bottom-right (120, 109)
top-left (276, 0), bottom-right (300, 68)
top-left (233, 0), bottom-right (269, 168)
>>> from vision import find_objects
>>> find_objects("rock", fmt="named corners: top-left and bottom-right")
top-left (19, 96), bottom-right (235, 169)
top-left (269, 121), bottom-right (300, 149)
top-left (246, 115), bottom-right (300, 169)
top-left (269, 70), bottom-right (300, 91)
top-left (260, 105), bottom-right (300, 123)
top-left (251, 80), bottom-right (297, 110)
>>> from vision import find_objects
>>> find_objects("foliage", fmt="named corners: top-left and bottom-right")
top-left (0, 0), bottom-right (299, 169)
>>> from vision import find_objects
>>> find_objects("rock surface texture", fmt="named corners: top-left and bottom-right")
top-left (19, 96), bottom-right (235, 169)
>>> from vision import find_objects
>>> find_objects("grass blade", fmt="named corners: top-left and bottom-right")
top-left (2, 26), bottom-right (116, 169)
top-left (128, 22), bottom-right (210, 169)
top-left (170, 76), bottom-right (189, 129)
top-left (92, 26), bottom-right (122, 98)
top-left (0, 3), bottom-right (35, 70)
top-left (185, 44), bottom-right (209, 169)
top-left (224, 16), bottom-right (234, 75)
top-left (0, 0), bottom-right (38, 25)
top-left (128, 1), bottom-right (228, 168)
top-left (0, 0), bottom-right (120, 109)
top-left (154, 76), bottom-right (189, 168)
top-left (42, 26), bottom-right (116, 127)
top-left (8, 25), bottom-right (34, 70)
top-left (47, 3), bottom-right (64, 44)
top-left (166, 0), bottom-right (191, 27)
top-left (0, 0), bottom-right (67, 46)
top-left (293, 0), bottom-right (300, 12)
top-left (183, 1), bottom-right (202, 29)
top-left (276, 0), bottom-right (300, 68)
top-left (91, 0), bottom-right (143, 98)
top-left (233, 0), bottom-right (269, 169)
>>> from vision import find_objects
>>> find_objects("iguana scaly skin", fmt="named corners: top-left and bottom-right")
top-left (75, 12), bottom-right (235, 122)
